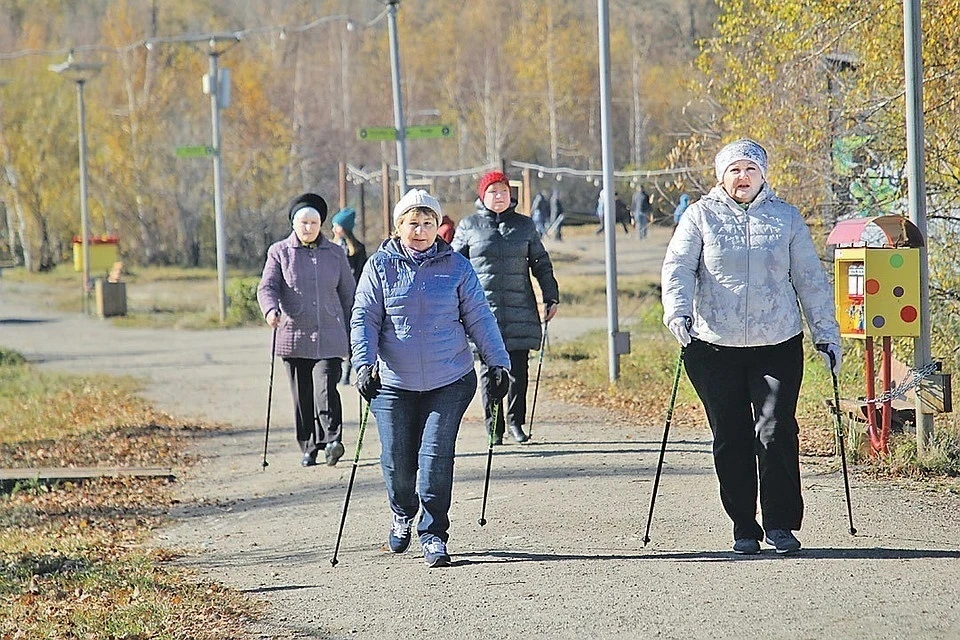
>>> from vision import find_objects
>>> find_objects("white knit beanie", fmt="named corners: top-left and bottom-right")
top-left (393, 189), bottom-right (443, 226)
top-left (714, 139), bottom-right (768, 183)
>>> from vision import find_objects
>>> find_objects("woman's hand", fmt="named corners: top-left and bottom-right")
top-left (356, 364), bottom-right (381, 401)
top-left (543, 302), bottom-right (559, 323)
top-left (266, 309), bottom-right (281, 328)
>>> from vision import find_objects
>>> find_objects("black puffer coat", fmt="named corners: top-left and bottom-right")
top-left (452, 200), bottom-right (560, 351)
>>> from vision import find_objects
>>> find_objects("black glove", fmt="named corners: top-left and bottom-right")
top-left (486, 366), bottom-right (510, 401)
top-left (356, 364), bottom-right (381, 402)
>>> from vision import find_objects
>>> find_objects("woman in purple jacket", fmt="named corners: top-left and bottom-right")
top-left (351, 189), bottom-right (510, 568)
top-left (258, 193), bottom-right (356, 468)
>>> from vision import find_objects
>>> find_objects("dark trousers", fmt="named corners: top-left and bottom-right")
top-left (479, 349), bottom-right (530, 436)
top-left (683, 335), bottom-right (804, 541)
top-left (283, 357), bottom-right (343, 456)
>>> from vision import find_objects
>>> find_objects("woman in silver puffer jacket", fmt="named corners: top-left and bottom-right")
top-left (661, 139), bottom-right (841, 556)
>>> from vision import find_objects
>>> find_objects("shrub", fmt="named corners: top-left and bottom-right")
top-left (225, 277), bottom-right (262, 326)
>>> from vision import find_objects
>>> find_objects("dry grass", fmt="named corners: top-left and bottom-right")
top-left (0, 358), bottom-right (266, 639)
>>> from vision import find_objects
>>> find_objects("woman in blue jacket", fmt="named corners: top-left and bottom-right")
top-left (351, 189), bottom-right (510, 568)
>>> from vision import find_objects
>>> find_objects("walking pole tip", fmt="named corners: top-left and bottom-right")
top-left (478, 517), bottom-right (487, 526)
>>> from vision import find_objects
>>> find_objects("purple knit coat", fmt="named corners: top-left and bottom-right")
top-left (257, 231), bottom-right (356, 360)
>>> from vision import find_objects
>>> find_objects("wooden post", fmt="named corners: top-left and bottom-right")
top-left (865, 337), bottom-right (881, 455)
top-left (881, 336), bottom-right (893, 454)
top-left (338, 161), bottom-right (347, 210)
top-left (522, 166), bottom-right (532, 215)
top-left (382, 161), bottom-right (391, 242)
top-left (359, 170), bottom-right (367, 241)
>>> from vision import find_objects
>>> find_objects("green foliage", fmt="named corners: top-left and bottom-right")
top-left (225, 276), bottom-right (262, 326)
top-left (882, 425), bottom-right (960, 477)
top-left (0, 349), bottom-right (25, 367)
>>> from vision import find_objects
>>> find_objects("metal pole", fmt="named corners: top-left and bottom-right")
top-left (903, 0), bottom-right (934, 450)
top-left (209, 50), bottom-right (227, 324)
top-left (76, 79), bottom-right (91, 315)
top-left (386, 0), bottom-right (407, 194)
top-left (597, 0), bottom-right (621, 382)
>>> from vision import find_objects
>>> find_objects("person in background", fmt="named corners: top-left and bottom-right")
top-left (453, 170), bottom-right (560, 444)
top-left (549, 188), bottom-right (564, 240)
top-left (331, 207), bottom-right (368, 385)
top-left (632, 185), bottom-right (653, 240)
top-left (530, 190), bottom-right (550, 237)
top-left (331, 207), bottom-right (367, 283)
top-left (438, 214), bottom-right (456, 244)
top-left (351, 188), bottom-right (510, 568)
top-left (673, 193), bottom-right (690, 226)
top-left (258, 193), bottom-right (356, 468)
top-left (661, 139), bottom-right (841, 555)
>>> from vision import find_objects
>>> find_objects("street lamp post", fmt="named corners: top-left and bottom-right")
top-left (50, 55), bottom-right (103, 315)
top-left (386, 0), bottom-right (408, 194)
top-left (205, 42), bottom-right (230, 324)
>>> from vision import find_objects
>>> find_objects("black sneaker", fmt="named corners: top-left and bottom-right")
top-left (301, 452), bottom-right (318, 467)
top-left (388, 515), bottom-right (412, 553)
top-left (422, 539), bottom-right (450, 568)
top-left (733, 538), bottom-right (760, 555)
top-left (764, 529), bottom-right (801, 554)
top-left (324, 441), bottom-right (345, 467)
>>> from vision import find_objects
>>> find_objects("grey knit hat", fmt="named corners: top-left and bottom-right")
top-left (714, 139), bottom-right (768, 183)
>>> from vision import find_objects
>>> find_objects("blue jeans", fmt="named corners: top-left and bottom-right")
top-left (370, 370), bottom-right (477, 543)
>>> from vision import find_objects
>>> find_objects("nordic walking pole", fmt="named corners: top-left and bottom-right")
top-left (478, 403), bottom-right (500, 527)
top-left (261, 325), bottom-right (278, 470)
top-left (830, 364), bottom-right (857, 535)
top-left (642, 348), bottom-right (684, 545)
top-left (527, 321), bottom-right (549, 440)
top-left (331, 399), bottom-right (372, 567)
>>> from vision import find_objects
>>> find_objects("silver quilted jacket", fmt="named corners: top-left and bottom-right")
top-left (661, 184), bottom-right (840, 348)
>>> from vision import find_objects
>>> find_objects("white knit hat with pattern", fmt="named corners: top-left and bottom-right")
top-left (714, 139), bottom-right (768, 183)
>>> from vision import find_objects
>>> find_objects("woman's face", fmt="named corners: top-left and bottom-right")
top-left (293, 211), bottom-right (322, 243)
top-left (397, 209), bottom-right (439, 251)
top-left (482, 182), bottom-right (511, 213)
top-left (721, 160), bottom-right (764, 204)
top-left (331, 224), bottom-right (345, 240)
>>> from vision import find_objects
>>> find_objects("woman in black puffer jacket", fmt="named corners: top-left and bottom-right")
top-left (452, 171), bottom-right (560, 444)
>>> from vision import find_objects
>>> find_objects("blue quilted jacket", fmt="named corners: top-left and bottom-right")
top-left (351, 238), bottom-right (510, 392)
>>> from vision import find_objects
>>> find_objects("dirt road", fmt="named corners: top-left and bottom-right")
top-left (3, 226), bottom-right (960, 639)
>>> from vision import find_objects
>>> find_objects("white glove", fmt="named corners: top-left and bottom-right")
top-left (816, 343), bottom-right (842, 375)
top-left (668, 316), bottom-right (693, 347)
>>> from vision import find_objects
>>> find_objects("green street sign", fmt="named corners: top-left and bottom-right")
top-left (405, 124), bottom-right (454, 140)
top-left (175, 145), bottom-right (216, 158)
top-left (357, 126), bottom-right (398, 142)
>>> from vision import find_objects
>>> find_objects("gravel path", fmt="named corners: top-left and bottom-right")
top-left (3, 227), bottom-right (959, 639)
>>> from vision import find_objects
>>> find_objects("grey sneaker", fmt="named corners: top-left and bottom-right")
top-left (422, 539), bottom-right (450, 568)
top-left (764, 529), bottom-right (801, 554)
top-left (324, 441), bottom-right (345, 467)
top-left (733, 538), bottom-right (760, 555)
top-left (387, 514), bottom-right (412, 553)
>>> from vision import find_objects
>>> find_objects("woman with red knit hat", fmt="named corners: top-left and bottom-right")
top-left (452, 170), bottom-right (560, 444)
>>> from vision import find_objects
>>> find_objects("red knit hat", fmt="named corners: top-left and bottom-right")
top-left (477, 170), bottom-right (509, 198)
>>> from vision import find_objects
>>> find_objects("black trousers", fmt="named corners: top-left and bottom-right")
top-left (283, 357), bottom-right (343, 456)
top-left (478, 349), bottom-right (530, 436)
top-left (683, 335), bottom-right (804, 541)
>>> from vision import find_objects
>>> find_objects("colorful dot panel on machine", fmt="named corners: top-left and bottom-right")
top-left (826, 215), bottom-right (924, 339)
